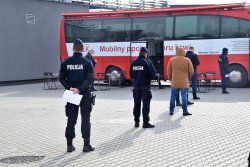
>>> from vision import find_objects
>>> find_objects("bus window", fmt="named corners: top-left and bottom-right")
top-left (239, 19), bottom-right (250, 37)
top-left (102, 18), bottom-right (131, 42)
top-left (175, 16), bottom-right (198, 39)
top-left (198, 15), bottom-right (219, 38)
top-left (65, 20), bottom-right (103, 42)
top-left (165, 17), bottom-right (173, 39)
top-left (132, 17), bottom-right (165, 40)
top-left (221, 17), bottom-right (239, 38)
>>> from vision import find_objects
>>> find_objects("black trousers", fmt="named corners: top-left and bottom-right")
top-left (133, 88), bottom-right (152, 124)
top-left (221, 74), bottom-right (229, 92)
top-left (65, 92), bottom-right (93, 140)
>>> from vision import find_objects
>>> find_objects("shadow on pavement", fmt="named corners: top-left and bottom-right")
top-left (56, 153), bottom-right (85, 167)
top-left (39, 152), bottom-right (68, 167)
top-left (97, 128), bottom-right (144, 156)
top-left (154, 111), bottom-right (186, 134)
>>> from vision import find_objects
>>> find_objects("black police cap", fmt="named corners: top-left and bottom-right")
top-left (74, 38), bottom-right (83, 45)
top-left (140, 47), bottom-right (148, 53)
top-left (222, 48), bottom-right (228, 53)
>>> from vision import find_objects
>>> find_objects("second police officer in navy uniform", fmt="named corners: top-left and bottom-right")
top-left (130, 47), bottom-right (157, 128)
top-left (218, 48), bottom-right (230, 94)
top-left (85, 49), bottom-right (97, 91)
top-left (59, 38), bottom-right (95, 153)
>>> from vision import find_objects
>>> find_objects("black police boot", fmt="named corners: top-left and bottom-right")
top-left (67, 139), bottom-right (75, 152)
top-left (142, 123), bottom-right (155, 128)
top-left (176, 101), bottom-right (182, 106)
top-left (193, 96), bottom-right (200, 100)
top-left (135, 122), bottom-right (139, 128)
top-left (83, 139), bottom-right (95, 152)
top-left (67, 145), bottom-right (75, 152)
top-left (83, 145), bottom-right (95, 152)
top-left (187, 101), bottom-right (194, 105)
top-left (222, 90), bottom-right (229, 94)
top-left (183, 112), bottom-right (192, 116)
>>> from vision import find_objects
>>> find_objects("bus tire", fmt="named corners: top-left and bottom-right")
top-left (228, 64), bottom-right (248, 88)
top-left (106, 66), bottom-right (125, 86)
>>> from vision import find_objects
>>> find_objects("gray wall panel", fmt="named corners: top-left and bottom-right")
top-left (0, 0), bottom-right (88, 81)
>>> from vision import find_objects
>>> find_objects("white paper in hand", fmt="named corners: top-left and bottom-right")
top-left (62, 90), bottom-right (83, 105)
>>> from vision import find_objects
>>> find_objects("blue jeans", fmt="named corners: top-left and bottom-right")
top-left (170, 88), bottom-right (189, 113)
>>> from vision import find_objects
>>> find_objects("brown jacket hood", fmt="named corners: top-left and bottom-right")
top-left (167, 48), bottom-right (194, 88)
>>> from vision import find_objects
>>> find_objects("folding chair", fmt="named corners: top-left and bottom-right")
top-left (44, 72), bottom-right (58, 89)
top-left (204, 71), bottom-right (216, 90)
top-left (151, 73), bottom-right (160, 89)
top-left (97, 73), bottom-right (110, 90)
top-left (197, 72), bottom-right (210, 93)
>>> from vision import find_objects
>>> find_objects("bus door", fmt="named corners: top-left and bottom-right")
top-left (147, 40), bottom-right (164, 80)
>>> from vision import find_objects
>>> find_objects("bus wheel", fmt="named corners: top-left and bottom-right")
top-left (228, 64), bottom-right (248, 88)
top-left (106, 67), bottom-right (125, 86)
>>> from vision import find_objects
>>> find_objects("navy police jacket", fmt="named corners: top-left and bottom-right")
top-left (218, 53), bottom-right (229, 76)
top-left (59, 52), bottom-right (94, 94)
top-left (130, 55), bottom-right (157, 88)
top-left (85, 52), bottom-right (96, 68)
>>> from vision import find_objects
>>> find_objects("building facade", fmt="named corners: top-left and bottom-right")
top-left (0, 0), bottom-right (88, 82)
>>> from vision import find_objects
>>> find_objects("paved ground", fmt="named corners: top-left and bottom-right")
top-left (0, 83), bottom-right (250, 167)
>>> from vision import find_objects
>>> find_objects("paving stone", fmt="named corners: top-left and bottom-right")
top-left (0, 84), bottom-right (250, 166)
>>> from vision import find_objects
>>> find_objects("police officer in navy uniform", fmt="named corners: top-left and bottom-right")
top-left (130, 47), bottom-right (157, 128)
top-left (218, 48), bottom-right (230, 94)
top-left (59, 38), bottom-right (95, 152)
top-left (85, 49), bottom-right (97, 91)
top-left (85, 49), bottom-right (96, 67)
